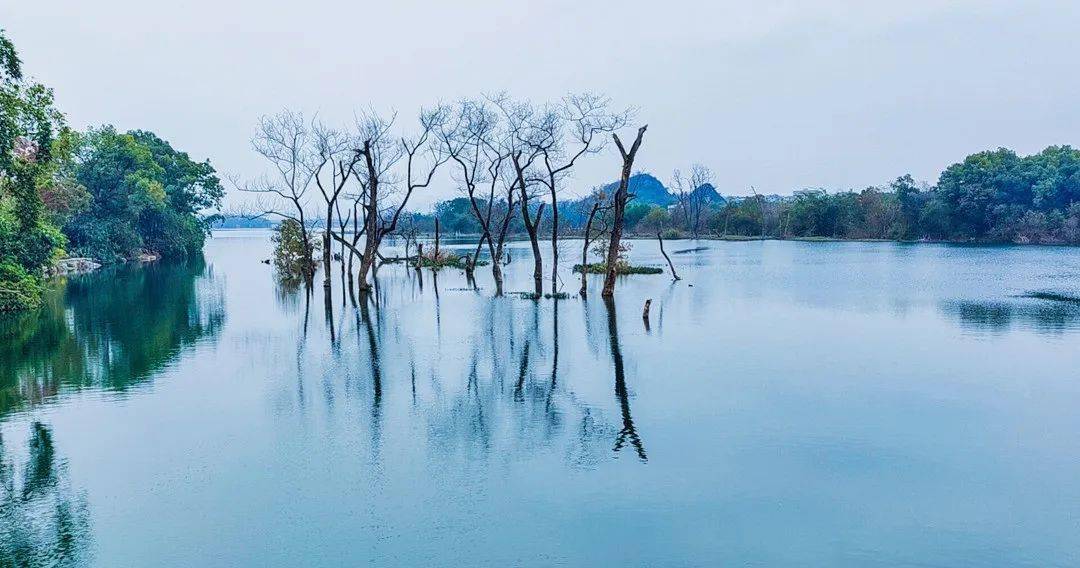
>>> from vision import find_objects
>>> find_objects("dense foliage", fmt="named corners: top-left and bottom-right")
top-left (694, 147), bottom-right (1080, 244)
top-left (0, 30), bottom-right (223, 311)
top-left (0, 29), bottom-right (69, 311)
top-left (65, 127), bottom-right (223, 262)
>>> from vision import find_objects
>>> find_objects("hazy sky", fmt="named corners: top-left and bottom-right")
top-left (4, 0), bottom-right (1079, 210)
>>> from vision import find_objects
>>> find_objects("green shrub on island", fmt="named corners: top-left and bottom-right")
top-left (272, 219), bottom-right (318, 282)
top-left (418, 250), bottom-right (489, 270)
top-left (64, 127), bottom-right (223, 263)
top-left (572, 263), bottom-right (662, 275)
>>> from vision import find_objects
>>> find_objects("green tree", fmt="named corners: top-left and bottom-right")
top-left (0, 30), bottom-right (68, 311)
top-left (65, 126), bottom-right (223, 261)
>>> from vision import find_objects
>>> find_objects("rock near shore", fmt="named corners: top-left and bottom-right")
top-left (51, 257), bottom-right (102, 276)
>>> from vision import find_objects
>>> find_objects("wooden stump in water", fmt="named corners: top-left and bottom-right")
top-left (434, 218), bottom-right (441, 260)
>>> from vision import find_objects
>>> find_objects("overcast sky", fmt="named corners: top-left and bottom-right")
top-left (4, 0), bottom-right (1079, 210)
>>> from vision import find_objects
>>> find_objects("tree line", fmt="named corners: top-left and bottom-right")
top-left (0, 30), bottom-right (223, 311)
top-left (391, 145), bottom-right (1080, 246)
top-left (655, 147), bottom-right (1080, 243)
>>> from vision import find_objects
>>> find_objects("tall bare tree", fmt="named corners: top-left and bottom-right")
top-left (346, 107), bottom-right (449, 292)
top-left (240, 110), bottom-right (319, 282)
top-left (528, 94), bottom-right (627, 292)
top-left (492, 94), bottom-right (549, 295)
top-left (440, 99), bottom-right (515, 289)
top-left (601, 125), bottom-right (648, 297)
top-left (311, 119), bottom-right (361, 287)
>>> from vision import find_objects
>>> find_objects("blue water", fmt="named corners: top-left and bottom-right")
top-left (2, 232), bottom-right (1079, 566)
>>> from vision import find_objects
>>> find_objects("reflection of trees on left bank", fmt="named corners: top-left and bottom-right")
top-left (0, 422), bottom-right (92, 566)
top-left (0, 256), bottom-right (225, 417)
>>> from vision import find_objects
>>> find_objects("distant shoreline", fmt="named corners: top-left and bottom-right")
top-left (210, 228), bottom-right (1080, 248)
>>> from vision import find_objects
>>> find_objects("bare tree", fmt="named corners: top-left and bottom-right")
top-left (239, 110), bottom-right (318, 282)
top-left (311, 119), bottom-right (361, 287)
top-left (492, 94), bottom-right (549, 295)
top-left (345, 107), bottom-right (449, 292)
top-left (671, 168), bottom-right (691, 234)
top-left (671, 163), bottom-right (713, 238)
top-left (529, 94), bottom-right (627, 292)
top-left (601, 125), bottom-right (648, 297)
top-left (579, 195), bottom-right (610, 298)
top-left (657, 231), bottom-right (680, 280)
top-left (440, 99), bottom-right (515, 289)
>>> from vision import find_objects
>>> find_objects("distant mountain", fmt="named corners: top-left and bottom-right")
top-left (691, 183), bottom-right (725, 205)
top-left (596, 173), bottom-right (726, 207)
top-left (600, 173), bottom-right (675, 206)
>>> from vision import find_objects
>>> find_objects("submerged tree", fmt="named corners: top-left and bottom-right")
top-left (346, 108), bottom-right (449, 292)
top-left (526, 94), bottom-right (627, 292)
top-left (240, 110), bottom-right (318, 283)
top-left (601, 125), bottom-right (647, 297)
top-left (491, 94), bottom-right (548, 295)
top-left (310, 120), bottom-right (361, 287)
top-left (440, 98), bottom-right (515, 290)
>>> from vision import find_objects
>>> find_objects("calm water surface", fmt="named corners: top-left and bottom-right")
top-left (2, 231), bottom-right (1079, 566)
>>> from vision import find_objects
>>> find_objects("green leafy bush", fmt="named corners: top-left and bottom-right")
top-left (272, 219), bottom-right (317, 281)
top-left (0, 262), bottom-right (44, 311)
top-left (572, 263), bottom-right (662, 275)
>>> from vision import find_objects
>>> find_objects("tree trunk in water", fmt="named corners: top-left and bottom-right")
top-left (657, 232), bottom-right (680, 280)
top-left (491, 236), bottom-right (505, 295)
top-left (434, 217), bottom-right (440, 261)
top-left (323, 204), bottom-right (333, 287)
top-left (347, 247), bottom-right (354, 287)
top-left (467, 233), bottom-right (487, 278)
top-left (550, 190), bottom-right (559, 292)
top-left (529, 235), bottom-right (544, 298)
top-left (520, 196), bottom-right (545, 296)
top-left (357, 244), bottom-right (376, 292)
top-left (580, 201), bottom-right (600, 298)
top-left (358, 202), bottom-right (379, 292)
top-left (602, 126), bottom-right (648, 297)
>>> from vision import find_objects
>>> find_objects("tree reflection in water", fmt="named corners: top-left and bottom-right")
top-left (941, 298), bottom-right (1080, 335)
top-left (602, 297), bottom-right (647, 462)
top-left (286, 262), bottom-right (651, 471)
top-left (0, 255), bottom-right (225, 418)
top-left (0, 423), bottom-right (91, 566)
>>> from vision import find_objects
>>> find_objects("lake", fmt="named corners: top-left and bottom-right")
top-left (2, 231), bottom-right (1079, 567)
